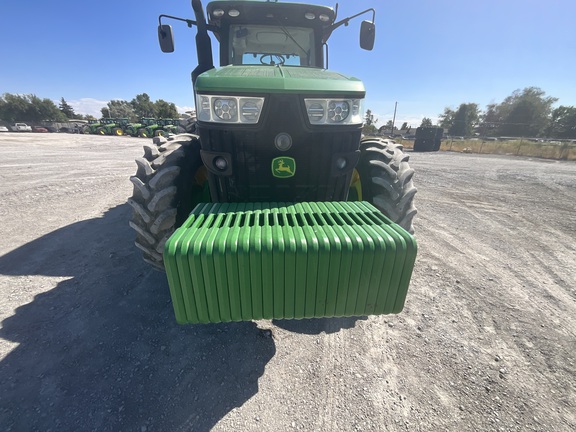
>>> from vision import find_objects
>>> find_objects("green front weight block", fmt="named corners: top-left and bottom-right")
top-left (164, 202), bottom-right (417, 324)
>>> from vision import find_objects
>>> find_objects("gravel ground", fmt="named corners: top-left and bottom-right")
top-left (0, 132), bottom-right (575, 431)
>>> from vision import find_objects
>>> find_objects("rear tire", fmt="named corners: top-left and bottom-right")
top-left (129, 134), bottom-right (203, 270)
top-left (138, 129), bottom-right (148, 138)
top-left (355, 137), bottom-right (417, 233)
top-left (154, 129), bottom-right (166, 137)
top-left (97, 127), bottom-right (107, 135)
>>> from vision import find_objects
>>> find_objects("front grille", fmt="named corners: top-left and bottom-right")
top-left (198, 93), bottom-right (362, 202)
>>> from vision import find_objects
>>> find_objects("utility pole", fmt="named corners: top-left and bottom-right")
top-left (391, 101), bottom-right (397, 135)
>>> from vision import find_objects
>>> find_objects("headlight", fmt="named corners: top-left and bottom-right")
top-left (197, 94), bottom-right (264, 124)
top-left (305, 98), bottom-right (364, 125)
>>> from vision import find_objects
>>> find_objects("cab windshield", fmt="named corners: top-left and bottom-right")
top-left (229, 25), bottom-right (316, 67)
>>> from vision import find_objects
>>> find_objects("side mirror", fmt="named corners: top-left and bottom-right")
top-left (158, 24), bottom-right (175, 53)
top-left (360, 21), bottom-right (375, 51)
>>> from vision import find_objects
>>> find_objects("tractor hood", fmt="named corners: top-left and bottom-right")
top-left (194, 65), bottom-right (365, 97)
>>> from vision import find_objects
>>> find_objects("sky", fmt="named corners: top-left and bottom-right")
top-left (1, 0), bottom-right (575, 127)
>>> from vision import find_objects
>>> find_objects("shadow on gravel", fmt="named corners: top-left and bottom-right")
top-left (0, 204), bottom-right (275, 432)
top-left (272, 316), bottom-right (367, 334)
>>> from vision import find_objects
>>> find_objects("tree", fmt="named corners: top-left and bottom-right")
top-left (0, 93), bottom-right (66, 123)
top-left (131, 93), bottom-right (156, 118)
top-left (438, 107), bottom-right (455, 130)
top-left (104, 100), bottom-right (136, 120)
top-left (400, 122), bottom-right (408, 131)
top-left (365, 109), bottom-right (377, 125)
top-left (59, 97), bottom-right (75, 119)
top-left (384, 120), bottom-right (396, 131)
top-left (493, 87), bottom-right (557, 137)
top-left (420, 117), bottom-right (433, 127)
top-left (548, 106), bottom-right (576, 139)
top-left (362, 109), bottom-right (378, 134)
top-left (448, 103), bottom-right (479, 137)
top-left (154, 99), bottom-right (179, 119)
top-left (477, 103), bottom-right (499, 136)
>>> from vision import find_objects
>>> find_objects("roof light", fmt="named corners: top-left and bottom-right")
top-left (212, 9), bottom-right (224, 18)
top-left (319, 14), bottom-right (330, 22)
top-left (305, 12), bottom-right (316, 20)
top-left (228, 9), bottom-right (240, 17)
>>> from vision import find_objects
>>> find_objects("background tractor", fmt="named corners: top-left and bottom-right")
top-left (123, 117), bottom-right (157, 137)
top-left (82, 119), bottom-right (102, 134)
top-left (137, 118), bottom-right (182, 137)
top-left (130, 0), bottom-right (418, 324)
top-left (96, 118), bottom-right (130, 136)
top-left (160, 118), bottom-right (185, 134)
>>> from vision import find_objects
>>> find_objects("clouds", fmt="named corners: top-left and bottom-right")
top-left (176, 105), bottom-right (195, 114)
top-left (67, 98), bottom-right (108, 117)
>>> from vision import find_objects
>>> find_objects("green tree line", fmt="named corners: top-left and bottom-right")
top-left (0, 93), bottom-right (180, 124)
top-left (438, 87), bottom-right (576, 139)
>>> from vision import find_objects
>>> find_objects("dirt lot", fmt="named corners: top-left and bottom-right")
top-left (0, 132), bottom-right (575, 431)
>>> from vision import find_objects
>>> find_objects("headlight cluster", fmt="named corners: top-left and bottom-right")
top-left (304, 98), bottom-right (364, 125)
top-left (196, 94), bottom-right (264, 124)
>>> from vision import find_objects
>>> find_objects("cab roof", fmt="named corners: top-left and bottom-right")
top-left (206, 0), bottom-right (337, 29)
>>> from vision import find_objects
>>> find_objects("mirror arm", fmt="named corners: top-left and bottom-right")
top-left (159, 14), bottom-right (197, 29)
top-left (158, 14), bottom-right (218, 33)
top-left (323, 8), bottom-right (375, 42)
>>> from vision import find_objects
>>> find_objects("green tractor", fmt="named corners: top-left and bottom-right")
top-left (96, 118), bottom-right (130, 136)
top-left (138, 118), bottom-right (181, 138)
top-left (123, 118), bottom-right (157, 137)
top-left (82, 119), bottom-right (102, 134)
top-left (130, 0), bottom-right (418, 324)
top-left (159, 118), bottom-right (184, 135)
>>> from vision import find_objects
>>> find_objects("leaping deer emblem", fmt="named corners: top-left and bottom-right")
top-left (275, 159), bottom-right (293, 175)
top-left (272, 157), bottom-right (296, 178)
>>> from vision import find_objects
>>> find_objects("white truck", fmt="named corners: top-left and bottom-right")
top-left (11, 123), bottom-right (32, 132)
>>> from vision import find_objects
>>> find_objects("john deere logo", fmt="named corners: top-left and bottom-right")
top-left (272, 157), bottom-right (296, 178)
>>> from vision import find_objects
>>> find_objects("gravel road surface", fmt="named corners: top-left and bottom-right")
top-left (1, 133), bottom-right (575, 431)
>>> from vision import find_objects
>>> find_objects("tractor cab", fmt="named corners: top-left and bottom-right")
top-left (157, 1), bottom-right (377, 204)
top-left (205, 2), bottom-right (374, 68)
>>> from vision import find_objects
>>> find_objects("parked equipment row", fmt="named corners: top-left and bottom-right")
top-left (82, 118), bottom-right (183, 137)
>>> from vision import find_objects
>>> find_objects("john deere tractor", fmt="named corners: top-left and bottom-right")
top-left (82, 119), bottom-right (102, 134)
top-left (130, 0), bottom-right (418, 324)
top-left (96, 118), bottom-right (130, 136)
top-left (123, 118), bottom-right (157, 137)
top-left (137, 118), bottom-right (182, 137)
top-left (161, 118), bottom-right (185, 135)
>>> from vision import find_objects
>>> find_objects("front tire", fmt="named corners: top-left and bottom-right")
top-left (355, 137), bottom-right (417, 233)
top-left (113, 127), bottom-right (124, 136)
top-left (128, 134), bottom-right (204, 269)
